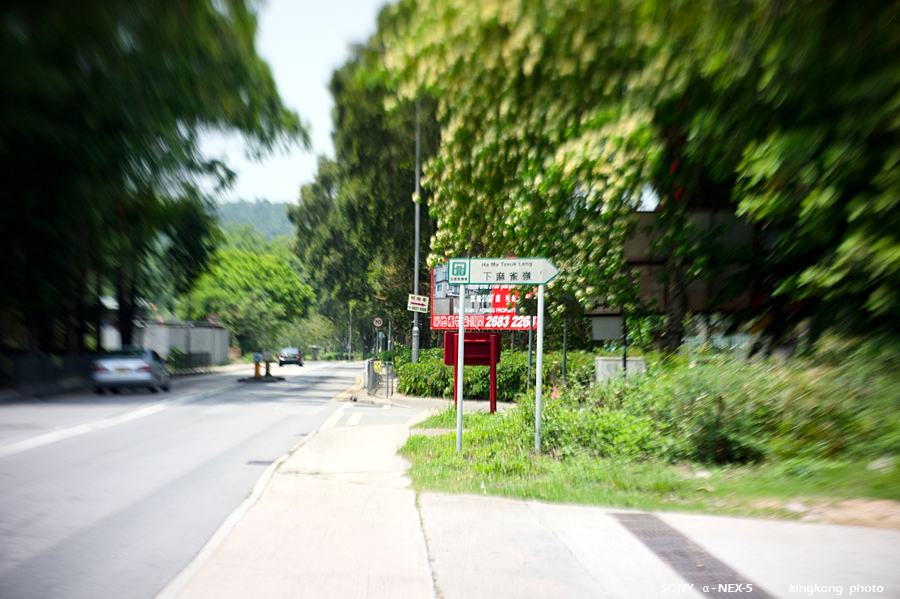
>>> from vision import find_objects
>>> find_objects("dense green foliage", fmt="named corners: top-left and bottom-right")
top-left (218, 200), bottom-right (294, 241)
top-left (0, 0), bottom-right (306, 353)
top-left (288, 7), bottom-right (441, 357)
top-left (480, 338), bottom-right (900, 465)
top-left (397, 347), bottom-right (598, 401)
top-left (401, 339), bottom-right (900, 514)
top-left (384, 0), bottom-right (900, 341)
top-left (184, 232), bottom-right (315, 352)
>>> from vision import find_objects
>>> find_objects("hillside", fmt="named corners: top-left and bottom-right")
top-left (217, 199), bottom-right (293, 240)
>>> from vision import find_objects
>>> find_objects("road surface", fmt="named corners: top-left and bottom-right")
top-left (0, 361), bottom-right (408, 599)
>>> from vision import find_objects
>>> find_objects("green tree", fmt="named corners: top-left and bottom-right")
top-left (385, 0), bottom-right (900, 346)
top-left (289, 14), bottom-right (441, 355)
top-left (0, 0), bottom-right (307, 352)
top-left (186, 248), bottom-right (315, 352)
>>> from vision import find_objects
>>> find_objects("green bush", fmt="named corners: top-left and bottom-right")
top-left (401, 336), bottom-right (900, 465)
top-left (393, 346), bottom-right (412, 367)
top-left (397, 348), bottom-right (598, 401)
top-left (557, 338), bottom-right (900, 464)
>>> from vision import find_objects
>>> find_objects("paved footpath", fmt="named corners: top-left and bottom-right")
top-left (160, 397), bottom-right (900, 599)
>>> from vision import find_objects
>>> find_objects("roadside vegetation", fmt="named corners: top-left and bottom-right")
top-left (396, 347), bottom-right (600, 402)
top-left (399, 336), bottom-right (900, 521)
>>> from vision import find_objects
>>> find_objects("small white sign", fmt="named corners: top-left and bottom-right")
top-left (373, 317), bottom-right (384, 328)
top-left (448, 258), bottom-right (559, 285)
top-left (407, 294), bottom-right (430, 313)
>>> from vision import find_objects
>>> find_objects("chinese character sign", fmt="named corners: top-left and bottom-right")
top-left (431, 265), bottom-right (536, 330)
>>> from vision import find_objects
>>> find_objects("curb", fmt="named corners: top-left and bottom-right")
top-left (153, 371), bottom-right (366, 599)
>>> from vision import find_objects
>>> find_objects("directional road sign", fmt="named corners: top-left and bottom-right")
top-left (407, 294), bottom-right (429, 313)
top-left (447, 258), bottom-right (558, 286)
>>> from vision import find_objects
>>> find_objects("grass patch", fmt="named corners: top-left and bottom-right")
top-left (400, 336), bottom-right (900, 519)
top-left (412, 406), bottom-right (498, 429)
top-left (402, 426), bottom-right (900, 518)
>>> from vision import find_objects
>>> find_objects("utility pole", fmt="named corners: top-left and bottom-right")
top-left (411, 97), bottom-right (422, 364)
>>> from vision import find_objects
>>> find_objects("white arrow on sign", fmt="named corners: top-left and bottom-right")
top-left (448, 258), bottom-right (559, 286)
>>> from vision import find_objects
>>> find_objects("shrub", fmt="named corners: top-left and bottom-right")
top-left (571, 339), bottom-right (900, 464)
top-left (397, 348), bottom-right (600, 401)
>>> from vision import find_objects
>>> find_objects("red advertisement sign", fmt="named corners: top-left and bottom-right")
top-left (431, 264), bottom-right (536, 331)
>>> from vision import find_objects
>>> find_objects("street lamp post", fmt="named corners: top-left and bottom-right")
top-left (411, 97), bottom-right (422, 364)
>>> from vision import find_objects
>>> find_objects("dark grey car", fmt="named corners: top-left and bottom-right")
top-left (278, 347), bottom-right (303, 366)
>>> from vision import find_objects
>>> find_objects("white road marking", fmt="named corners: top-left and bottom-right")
top-left (0, 382), bottom-right (239, 459)
top-left (346, 412), bottom-right (362, 427)
top-left (319, 401), bottom-right (351, 430)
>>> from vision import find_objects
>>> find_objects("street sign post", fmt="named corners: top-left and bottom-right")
top-left (447, 258), bottom-right (558, 285)
top-left (450, 256), bottom-right (557, 453)
top-left (407, 294), bottom-right (429, 313)
top-left (456, 284), bottom-right (466, 451)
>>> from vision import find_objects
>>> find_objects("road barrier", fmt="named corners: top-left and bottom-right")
top-left (365, 359), bottom-right (394, 398)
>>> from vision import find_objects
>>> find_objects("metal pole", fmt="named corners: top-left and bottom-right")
top-left (535, 285), bottom-right (545, 454)
top-left (263, 291), bottom-right (267, 354)
top-left (622, 306), bottom-right (627, 376)
top-left (527, 315), bottom-right (534, 394)
top-left (348, 304), bottom-right (352, 360)
top-left (411, 97), bottom-right (422, 364)
top-left (186, 296), bottom-right (192, 362)
top-left (562, 320), bottom-right (567, 384)
top-left (456, 285), bottom-right (466, 452)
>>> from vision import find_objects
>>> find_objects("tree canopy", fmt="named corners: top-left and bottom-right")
top-left (0, 0), bottom-right (308, 352)
top-left (185, 245), bottom-right (314, 352)
top-left (383, 0), bottom-right (900, 342)
top-left (289, 8), bottom-right (440, 354)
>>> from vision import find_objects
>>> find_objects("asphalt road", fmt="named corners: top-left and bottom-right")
top-left (0, 361), bottom-right (385, 599)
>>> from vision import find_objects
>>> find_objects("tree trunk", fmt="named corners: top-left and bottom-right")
top-left (117, 267), bottom-right (134, 346)
top-left (661, 265), bottom-right (688, 353)
top-left (94, 274), bottom-right (103, 352)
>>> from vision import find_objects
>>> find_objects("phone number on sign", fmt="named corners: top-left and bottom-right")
top-left (431, 314), bottom-right (535, 330)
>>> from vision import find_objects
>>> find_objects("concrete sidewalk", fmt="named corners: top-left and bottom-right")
top-left (163, 405), bottom-right (900, 599)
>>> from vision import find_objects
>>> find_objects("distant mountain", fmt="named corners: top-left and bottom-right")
top-left (217, 200), bottom-right (293, 240)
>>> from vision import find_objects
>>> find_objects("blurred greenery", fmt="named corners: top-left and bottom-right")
top-left (183, 228), bottom-right (315, 353)
top-left (0, 0), bottom-right (307, 353)
top-left (288, 7), bottom-right (441, 357)
top-left (385, 0), bottom-right (900, 342)
top-left (400, 336), bottom-right (900, 513)
top-left (397, 347), bottom-right (600, 401)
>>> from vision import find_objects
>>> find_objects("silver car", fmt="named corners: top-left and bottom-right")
top-left (92, 346), bottom-right (171, 394)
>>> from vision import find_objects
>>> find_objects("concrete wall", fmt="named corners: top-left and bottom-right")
top-left (595, 356), bottom-right (647, 383)
top-left (134, 322), bottom-right (231, 364)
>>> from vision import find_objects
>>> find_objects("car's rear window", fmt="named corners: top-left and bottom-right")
top-left (281, 348), bottom-right (298, 353)
top-left (106, 349), bottom-right (144, 357)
